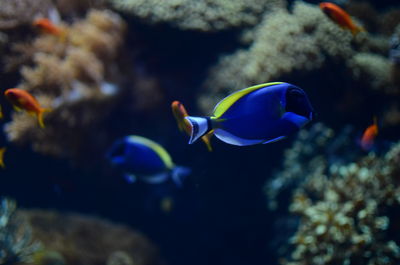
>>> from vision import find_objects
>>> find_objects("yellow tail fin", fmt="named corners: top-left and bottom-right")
top-left (37, 108), bottom-right (52, 128)
top-left (0, 147), bottom-right (6, 169)
top-left (202, 131), bottom-right (213, 152)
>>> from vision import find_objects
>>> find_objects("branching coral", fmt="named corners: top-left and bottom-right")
top-left (0, 0), bottom-right (54, 29)
top-left (0, 198), bottom-right (41, 265)
top-left (284, 141), bottom-right (400, 265)
top-left (4, 9), bottom-right (126, 162)
top-left (199, 1), bottom-right (399, 112)
top-left (110, 0), bottom-right (285, 32)
top-left (264, 123), bottom-right (356, 211)
top-left (200, 1), bottom-right (356, 111)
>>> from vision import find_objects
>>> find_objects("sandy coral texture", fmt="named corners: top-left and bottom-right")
top-left (4, 9), bottom-right (126, 162)
top-left (266, 123), bottom-right (400, 265)
top-left (110, 0), bottom-right (285, 31)
top-left (18, 209), bottom-right (164, 265)
top-left (199, 1), bottom-right (397, 112)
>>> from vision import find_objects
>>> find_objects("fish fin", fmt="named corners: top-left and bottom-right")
top-left (142, 172), bottom-right (169, 184)
top-left (201, 131), bottom-right (213, 152)
top-left (127, 136), bottom-right (174, 169)
top-left (37, 108), bottom-right (52, 128)
top-left (13, 105), bottom-right (22, 112)
top-left (171, 166), bottom-right (191, 188)
top-left (351, 25), bottom-right (366, 36)
top-left (214, 129), bottom-right (264, 146)
top-left (281, 112), bottom-right (310, 128)
top-left (262, 136), bottom-right (286, 144)
top-left (0, 147), bottom-right (6, 169)
top-left (213, 82), bottom-right (283, 118)
top-left (124, 173), bottom-right (137, 183)
top-left (185, 116), bottom-right (212, 144)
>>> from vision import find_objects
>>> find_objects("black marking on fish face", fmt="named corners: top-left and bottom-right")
top-left (285, 87), bottom-right (314, 119)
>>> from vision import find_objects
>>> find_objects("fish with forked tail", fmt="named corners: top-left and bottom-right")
top-left (184, 82), bottom-right (314, 146)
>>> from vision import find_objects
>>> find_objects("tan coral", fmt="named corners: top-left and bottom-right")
top-left (4, 9), bottom-right (127, 162)
top-left (17, 209), bottom-right (164, 265)
top-left (110, 0), bottom-right (285, 31)
top-left (200, 1), bottom-right (354, 111)
top-left (0, 0), bottom-right (54, 29)
top-left (282, 139), bottom-right (400, 265)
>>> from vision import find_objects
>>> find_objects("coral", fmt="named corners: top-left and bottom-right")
top-left (107, 251), bottom-right (135, 265)
top-left (3, 9), bottom-right (126, 163)
top-left (200, 1), bottom-right (356, 111)
top-left (199, 1), bottom-right (399, 113)
top-left (284, 141), bottom-right (400, 265)
top-left (347, 53), bottom-right (393, 92)
top-left (264, 123), bottom-right (356, 211)
top-left (17, 209), bottom-right (163, 265)
top-left (110, 0), bottom-right (285, 32)
top-left (390, 24), bottom-right (400, 65)
top-left (0, 198), bottom-right (41, 265)
top-left (0, 0), bottom-right (54, 29)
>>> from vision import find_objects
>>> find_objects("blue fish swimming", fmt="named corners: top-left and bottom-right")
top-left (107, 135), bottom-right (191, 186)
top-left (185, 82), bottom-right (314, 146)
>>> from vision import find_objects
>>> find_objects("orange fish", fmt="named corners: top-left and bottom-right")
top-left (0, 104), bottom-right (3, 119)
top-left (5, 88), bottom-right (51, 128)
top-left (171, 101), bottom-right (213, 151)
top-left (360, 116), bottom-right (378, 151)
top-left (0, 147), bottom-right (5, 169)
top-left (319, 2), bottom-right (365, 36)
top-left (33, 18), bottom-right (66, 39)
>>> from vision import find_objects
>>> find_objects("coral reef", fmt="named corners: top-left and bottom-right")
top-left (390, 25), bottom-right (400, 65)
top-left (110, 0), bottom-right (285, 32)
top-left (283, 141), bottom-right (400, 265)
top-left (17, 209), bottom-right (163, 265)
top-left (200, 1), bottom-right (356, 110)
top-left (199, 1), bottom-right (399, 112)
top-left (264, 123), bottom-right (356, 211)
top-left (0, 198), bottom-right (41, 265)
top-left (3, 9), bottom-right (126, 163)
top-left (0, 0), bottom-right (54, 29)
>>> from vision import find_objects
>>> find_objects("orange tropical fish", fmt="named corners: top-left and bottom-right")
top-left (0, 147), bottom-right (5, 169)
top-left (5, 88), bottom-right (51, 128)
top-left (319, 2), bottom-right (365, 36)
top-left (360, 117), bottom-right (378, 151)
top-left (33, 18), bottom-right (66, 39)
top-left (171, 101), bottom-right (213, 151)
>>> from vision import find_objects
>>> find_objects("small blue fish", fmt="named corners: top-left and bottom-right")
top-left (107, 135), bottom-right (190, 187)
top-left (185, 82), bottom-right (314, 146)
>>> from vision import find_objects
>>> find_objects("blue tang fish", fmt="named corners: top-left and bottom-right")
top-left (185, 82), bottom-right (314, 146)
top-left (107, 135), bottom-right (191, 186)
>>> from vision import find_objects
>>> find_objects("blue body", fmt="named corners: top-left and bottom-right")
top-left (107, 136), bottom-right (191, 186)
top-left (108, 136), bottom-right (167, 175)
top-left (217, 83), bottom-right (299, 141)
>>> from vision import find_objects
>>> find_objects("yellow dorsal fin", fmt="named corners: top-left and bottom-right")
top-left (128, 136), bottom-right (174, 169)
top-left (213, 82), bottom-right (283, 118)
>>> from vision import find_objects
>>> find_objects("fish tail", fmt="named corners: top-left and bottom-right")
top-left (351, 25), bottom-right (366, 36)
top-left (185, 116), bottom-right (212, 145)
top-left (37, 108), bottom-right (52, 128)
top-left (202, 131), bottom-right (214, 152)
top-left (171, 166), bottom-right (191, 188)
top-left (0, 147), bottom-right (6, 169)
